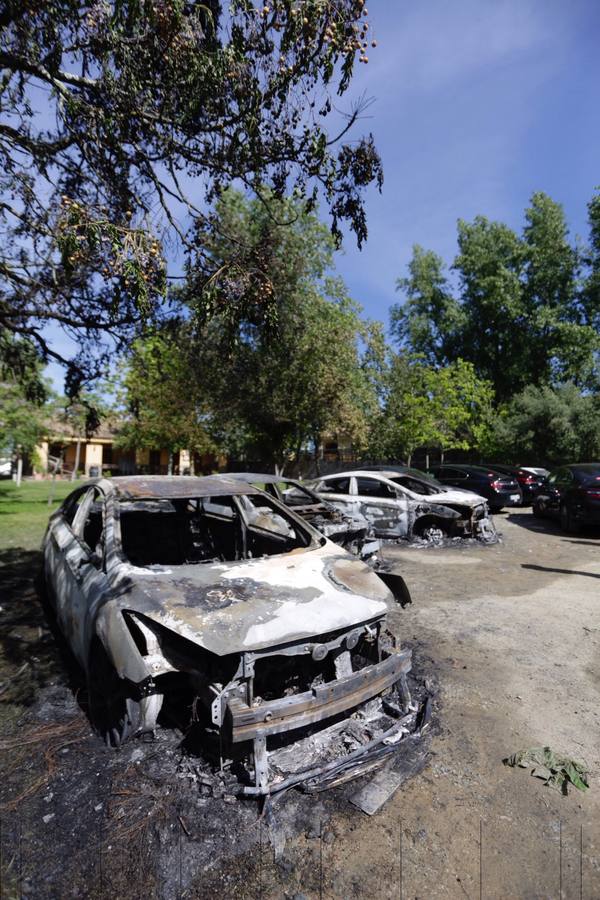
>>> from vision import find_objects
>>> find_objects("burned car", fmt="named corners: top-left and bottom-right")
top-left (40, 476), bottom-right (423, 796)
top-left (310, 470), bottom-right (497, 543)
top-left (222, 472), bottom-right (379, 559)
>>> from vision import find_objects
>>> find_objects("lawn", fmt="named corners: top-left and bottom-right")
top-left (0, 479), bottom-right (75, 551)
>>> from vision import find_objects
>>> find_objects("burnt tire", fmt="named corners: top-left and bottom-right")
top-left (559, 503), bottom-right (580, 534)
top-left (87, 642), bottom-right (142, 748)
top-left (414, 520), bottom-right (448, 544)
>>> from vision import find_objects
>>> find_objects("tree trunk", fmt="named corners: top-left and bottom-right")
top-left (48, 454), bottom-right (62, 507)
top-left (167, 451), bottom-right (174, 475)
top-left (189, 452), bottom-right (195, 476)
top-left (407, 452), bottom-right (412, 466)
top-left (425, 452), bottom-right (430, 470)
top-left (71, 438), bottom-right (81, 481)
top-left (314, 438), bottom-right (321, 477)
top-left (440, 448), bottom-right (445, 463)
top-left (15, 453), bottom-right (22, 487)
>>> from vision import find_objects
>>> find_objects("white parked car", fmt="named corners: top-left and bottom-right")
top-left (0, 458), bottom-right (12, 478)
top-left (309, 470), bottom-right (497, 543)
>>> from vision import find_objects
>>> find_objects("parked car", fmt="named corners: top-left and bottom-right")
top-left (427, 465), bottom-right (521, 513)
top-left (309, 470), bottom-right (497, 543)
top-left (0, 458), bottom-right (12, 478)
top-left (532, 463), bottom-right (600, 532)
top-left (220, 472), bottom-right (380, 559)
top-left (40, 476), bottom-right (423, 796)
top-left (481, 463), bottom-right (547, 505)
top-left (520, 466), bottom-right (550, 480)
top-left (355, 464), bottom-right (439, 482)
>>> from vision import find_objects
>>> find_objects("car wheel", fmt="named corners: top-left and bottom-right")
top-left (415, 521), bottom-right (447, 544)
top-left (87, 642), bottom-right (142, 748)
top-left (559, 503), bottom-right (580, 534)
top-left (532, 498), bottom-right (546, 518)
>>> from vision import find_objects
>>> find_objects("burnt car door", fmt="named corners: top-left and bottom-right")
top-left (352, 476), bottom-right (409, 538)
top-left (47, 486), bottom-right (110, 665)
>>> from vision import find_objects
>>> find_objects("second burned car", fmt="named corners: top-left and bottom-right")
top-left (310, 470), bottom-right (497, 543)
top-left (221, 472), bottom-right (380, 559)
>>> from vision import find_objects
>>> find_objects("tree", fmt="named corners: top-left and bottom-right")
top-left (481, 383), bottom-right (600, 466)
top-left (392, 192), bottom-right (600, 402)
top-left (0, 0), bottom-right (382, 394)
top-left (0, 374), bottom-right (53, 483)
top-left (367, 355), bottom-right (494, 464)
top-left (175, 190), bottom-right (380, 470)
top-left (0, 379), bottom-right (50, 456)
top-left (117, 331), bottom-right (214, 469)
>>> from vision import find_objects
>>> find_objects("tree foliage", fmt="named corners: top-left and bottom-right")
top-left (0, 376), bottom-right (51, 456)
top-left (367, 355), bottom-right (494, 464)
top-left (392, 192), bottom-right (600, 402)
top-left (481, 383), bottom-right (600, 466)
top-left (0, 0), bottom-right (382, 393)
top-left (117, 331), bottom-right (214, 459)
top-left (120, 190), bottom-right (379, 469)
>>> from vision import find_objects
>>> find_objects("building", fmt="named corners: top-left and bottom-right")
top-left (36, 420), bottom-right (218, 478)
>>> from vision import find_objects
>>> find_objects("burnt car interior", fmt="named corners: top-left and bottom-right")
top-left (118, 494), bottom-right (313, 567)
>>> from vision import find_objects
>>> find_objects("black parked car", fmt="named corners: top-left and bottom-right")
top-left (532, 463), bottom-right (600, 532)
top-left (481, 464), bottom-right (547, 505)
top-left (427, 465), bottom-right (522, 513)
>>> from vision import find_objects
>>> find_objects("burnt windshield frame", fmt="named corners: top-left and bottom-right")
top-left (114, 490), bottom-right (319, 566)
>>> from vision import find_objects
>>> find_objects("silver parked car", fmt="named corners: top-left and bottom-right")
top-left (309, 470), bottom-right (497, 543)
top-left (40, 476), bottom-right (423, 796)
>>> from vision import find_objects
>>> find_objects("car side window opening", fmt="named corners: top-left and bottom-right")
top-left (118, 494), bottom-right (310, 567)
top-left (355, 477), bottom-right (397, 499)
top-left (392, 476), bottom-right (436, 496)
top-left (63, 490), bottom-right (88, 527)
top-left (554, 469), bottom-right (574, 487)
top-left (319, 477), bottom-right (350, 494)
top-left (70, 488), bottom-right (104, 556)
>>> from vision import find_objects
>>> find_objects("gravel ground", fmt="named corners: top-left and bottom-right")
top-left (1, 508), bottom-right (599, 898)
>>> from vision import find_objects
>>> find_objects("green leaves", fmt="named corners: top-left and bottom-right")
top-left (393, 192), bottom-right (600, 402)
top-left (480, 383), bottom-right (600, 465)
top-left (368, 355), bottom-right (494, 463)
top-left (1, 0), bottom-right (382, 393)
top-left (504, 747), bottom-right (589, 794)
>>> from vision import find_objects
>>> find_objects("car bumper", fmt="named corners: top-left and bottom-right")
top-left (240, 696), bottom-right (432, 796)
top-left (227, 648), bottom-right (412, 743)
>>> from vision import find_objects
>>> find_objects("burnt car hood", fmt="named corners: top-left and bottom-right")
top-left (114, 543), bottom-right (392, 655)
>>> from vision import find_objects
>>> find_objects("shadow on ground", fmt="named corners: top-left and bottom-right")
top-left (0, 548), bottom-right (76, 710)
top-left (506, 512), bottom-right (600, 542)
top-left (521, 563), bottom-right (600, 579)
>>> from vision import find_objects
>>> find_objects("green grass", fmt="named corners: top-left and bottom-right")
top-left (0, 479), bottom-right (76, 551)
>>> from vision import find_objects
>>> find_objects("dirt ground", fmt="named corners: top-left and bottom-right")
top-left (1, 508), bottom-right (599, 899)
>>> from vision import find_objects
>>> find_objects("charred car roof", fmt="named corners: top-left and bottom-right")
top-left (93, 475), bottom-right (260, 500)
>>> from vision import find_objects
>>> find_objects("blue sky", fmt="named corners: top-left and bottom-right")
top-left (332, 0), bottom-right (600, 324)
top-left (44, 0), bottom-right (600, 390)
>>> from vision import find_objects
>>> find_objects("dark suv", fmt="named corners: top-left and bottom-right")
top-left (481, 464), bottom-right (547, 505)
top-left (532, 463), bottom-right (600, 532)
top-left (427, 465), bottom-right (522, 513)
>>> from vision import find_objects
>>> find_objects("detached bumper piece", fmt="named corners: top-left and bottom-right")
top-left (226, 648), bottom-right (427, 796)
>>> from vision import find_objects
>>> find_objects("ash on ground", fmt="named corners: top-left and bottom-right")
top-left (0, 656), bottom-right (435, 900)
